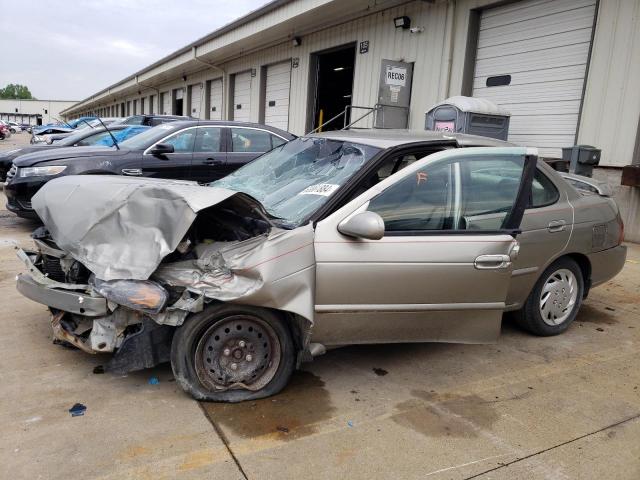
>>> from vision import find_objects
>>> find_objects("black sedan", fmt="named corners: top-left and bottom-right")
top-left (4, 120), bottom-right (294, 218)
top-left (0, 124), bottom-right (148, 181)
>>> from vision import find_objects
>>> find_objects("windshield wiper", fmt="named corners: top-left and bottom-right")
top-left (95, 118), bottom-right (120, 150)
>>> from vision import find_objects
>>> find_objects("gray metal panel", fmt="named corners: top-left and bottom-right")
top-left (472, 0), bottom-right (596, 158)
top-left (375, 59), bottom-right (413, 129)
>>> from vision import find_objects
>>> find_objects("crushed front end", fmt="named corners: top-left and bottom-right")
top-left (16, 228), bottom-right (176, 373)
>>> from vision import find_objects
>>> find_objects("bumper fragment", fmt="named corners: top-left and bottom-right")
top-left (16, 273), bottom-right (108, 316)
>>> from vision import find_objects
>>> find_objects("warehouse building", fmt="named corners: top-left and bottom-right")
top-left (0, 99), bottom-right (78, 125)
top-left (61, 0), bottom-right (640, 239)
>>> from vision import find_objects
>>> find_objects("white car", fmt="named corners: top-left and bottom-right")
top-left (7, 121), bottom-right (22, 134)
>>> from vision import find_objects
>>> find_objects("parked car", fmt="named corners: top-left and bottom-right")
top-left (44, 118), bottom-right (121, 144)
top-left (7, 121), bottom-right (21, 134)
top-left (119, 114), bottom-right (193, 126)
top-left (0, 124), bottom-right (149, 181)
top-left (0, 121), bottom-right (11, 140)
top-left (13, 130), bottom-right (627, 402)
top-left (31, 117), bottom-right (98, 143)
top-left (4, 121), bottom-right (294, 218)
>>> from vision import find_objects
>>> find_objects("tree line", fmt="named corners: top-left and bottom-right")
top-left (0, 84), bottom-right (35, 100)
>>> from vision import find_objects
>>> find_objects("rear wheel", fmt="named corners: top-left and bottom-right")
top-left (514, 257), bottom-right (584, 336)
top-left (171, 304), bottom-right (295, 402)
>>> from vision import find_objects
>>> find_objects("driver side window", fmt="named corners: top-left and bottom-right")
top-left (367, 155), bottom-right (526, 233)
top-left (162, 129), bottom-right (196, 153)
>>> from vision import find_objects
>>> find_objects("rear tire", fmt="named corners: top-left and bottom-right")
top-left (171, 304), bottom-right (295, 402)
top-left (514, 257), bottom-right (584, 336)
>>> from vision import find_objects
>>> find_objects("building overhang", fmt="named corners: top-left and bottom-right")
top-left (62, 0), bottom-right (402, 116)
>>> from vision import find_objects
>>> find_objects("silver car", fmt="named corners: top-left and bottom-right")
top-left (15, 130), bottom-right (627, 402)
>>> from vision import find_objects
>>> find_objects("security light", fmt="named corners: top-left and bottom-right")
top-left (394, 16), bottom-right (411, 29)
top-left (292, 36), bottom-right (302, 47)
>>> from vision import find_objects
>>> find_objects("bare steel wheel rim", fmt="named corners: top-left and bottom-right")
top-left (194, 315), bottom-right (281, 392)
top-left (539, 268), bottom-right (578, 326)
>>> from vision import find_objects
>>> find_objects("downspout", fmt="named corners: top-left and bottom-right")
top-left (442, 0), bottom-right (457, 99)
top-left (192, 46), bottom-right (227, 119)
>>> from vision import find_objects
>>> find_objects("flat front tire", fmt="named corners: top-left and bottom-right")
top-left (171, 304), bottom-right (295, 402)
top-left (514, 257), bottom-right (584, 336)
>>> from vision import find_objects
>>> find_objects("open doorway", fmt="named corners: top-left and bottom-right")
top-left (309, 44), bottom-right (356, 132)
top-left (173, 88), bottom-right (184, 116)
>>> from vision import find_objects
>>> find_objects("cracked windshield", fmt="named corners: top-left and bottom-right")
top-left (213, 137), bottom-right (380, 226)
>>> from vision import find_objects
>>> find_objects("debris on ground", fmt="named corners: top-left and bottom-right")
top-left (347, 420), bottom-right (354, 427)
top-left (372, 368), bottom-right (388, 376)
top-left (68, 403), bottom-right (86, 417)
top-left (276, 425), bottom-right (289, 433)
top-left (148, 376), bottom-right (159, 385)
top-left (93, 365), bottom-right (104, 374)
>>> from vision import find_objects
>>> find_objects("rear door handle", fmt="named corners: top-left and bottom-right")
top-left (203, 158), bottom-right (223, 165)
top-left (474, 254), bottom-right (511, 270)
top-left (547, 220), bottom-right (566, 233)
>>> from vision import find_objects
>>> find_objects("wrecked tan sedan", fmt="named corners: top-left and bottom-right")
top-left (15, 130), bottom-right (627, 402)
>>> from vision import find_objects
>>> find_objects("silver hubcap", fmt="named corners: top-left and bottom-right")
top-left (539, 268), bottom-right (578, 326)
top-left (195, 315), bottom-right (281, 392)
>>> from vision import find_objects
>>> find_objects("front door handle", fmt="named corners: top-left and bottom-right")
top-left (203, 158), bottom-right (223, 165)
top-left (547, 220), bottom-right (566, 233)
top-left (474, 254), bottom-right (511, 270)
top-left (121, 168), bottom-right (142, 176)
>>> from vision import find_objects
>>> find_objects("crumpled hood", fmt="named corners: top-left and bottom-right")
top-left (14, 146), bottom-right (124, 167)
top-left (32, 175), bottom-right (269, 280)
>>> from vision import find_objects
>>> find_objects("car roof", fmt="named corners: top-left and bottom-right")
top-left (165, 120), bottom-right (295, 138)
top-left (307, 129), bottom-right (515, 149)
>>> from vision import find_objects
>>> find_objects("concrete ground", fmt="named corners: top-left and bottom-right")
top-left (0, 128), bottom-right (31, 149)
top-left (1, 134), bottom-right (639, 479)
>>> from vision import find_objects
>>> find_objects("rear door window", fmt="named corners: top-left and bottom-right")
top-left (530, 170), bottom-right (559, 207)
top-left (194, 127), bottom-right (223, 152)
top-left (231, 128), bottom-right (273, 152)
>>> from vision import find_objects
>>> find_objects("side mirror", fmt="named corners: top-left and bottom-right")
top-left (149, 143), bottom-right (174, 156)
top-left (338, 211), bottom-right (385, 240)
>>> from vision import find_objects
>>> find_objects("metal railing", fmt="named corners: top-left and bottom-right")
top-left (306, 103), bottom-right (410, 134)
top-left (306, 105), bottom-right (380, 135)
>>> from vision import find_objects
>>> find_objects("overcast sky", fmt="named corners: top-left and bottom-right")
top-left (0, 0), bottom-right (268, 100)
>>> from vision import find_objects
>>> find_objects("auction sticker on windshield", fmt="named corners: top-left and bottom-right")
top-left (299, 184), bottom-right (340, 196)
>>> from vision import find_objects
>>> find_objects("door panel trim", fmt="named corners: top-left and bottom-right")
top-left (315, 302), bottom-right (505, 313)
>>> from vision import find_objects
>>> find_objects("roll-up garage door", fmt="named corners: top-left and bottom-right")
top-left (209, 78), bottom-right (223, 120)
top-left (161, 92), bottom-right (171, 115)
top-left (264, 60), bottom-right (291, 131)
top-left (472, 0), bottom-right (596, 157)
top-left (190, 83), bottom-right (202, 118)
top-left (233, 71), bottom-right (252, 122)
